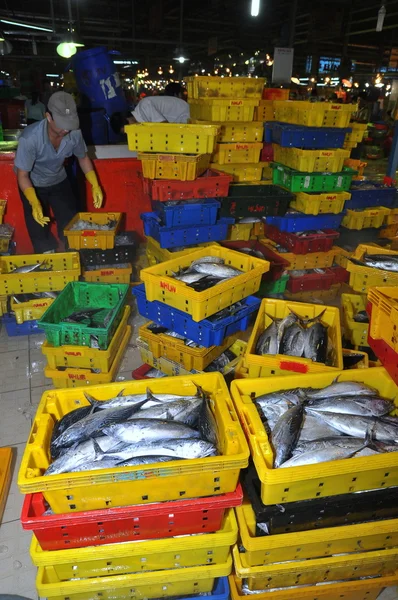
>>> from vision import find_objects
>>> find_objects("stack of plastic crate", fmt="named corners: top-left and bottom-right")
top-left (0, 252), bottom-right (81, 336)
top-left (341, 181), bottom-right (396, 233)
top-left (18, 372), bottom-right (249, 599)
top-left (134, 245), bottom-right (268, 377)
top-left (63, 211), bottom-right (138, 284)
top-left (37, 281), bottom-right (131, 388)
top-left (262, 102), bottom-right (359, 297)
top-left (229, 368), bottom-right (398, 599)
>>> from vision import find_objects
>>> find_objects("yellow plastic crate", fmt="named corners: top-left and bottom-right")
top-left (344, 158), bottom-right (367, 179)
top-left (283, 283), bottom-right (341, 304)
top-left (250, 221), bottom-right (265, 238)
top-left (30, 510), bottom-right (237, 579)
top-left (342, 293), bottom-right (369, 347)
top-left (125, 122), bottom-right (219, 154)
top-left (0, 294), bottom-right (7, 317)
top-left (380, 223), bottom-right (398, 239)
top-left (273, 146), bottom-right (350, 173)
top-left (185, 76), bottom-right (265, 99)
top-left (231, 367), bottom-right (398, 504)
top-left (82, 264), bottom-right (132, 284)
top-left (64, 212), bottom-right (122, 250)
top-left (343, 139), bottom-right (358, 150)
top-left (139, 321), bottom-right (240, 371)
top-left (333, 245), bottom-right (352, 268)
top-left (37, 558), bottom-right (233, 600)
top-left (244, 298), bottom-right (343, 377)
top-left (212, 142), bottom-right (263, 165)
top-left (260, 239), bottom-right (337, 270)
top-left (18, 373), bottom-right (249, 512)
top-left (232, 544), bottom-right (398, 592)
top-left (385, 207), bottom-right (398, 225)
top-left (291, 191), bottom-right (350, 215)
top-left (140, 245), bottom-right (269, 322)
top-left (210, 162), bottom-right (265, 182)
top-left (44, 325), bottom-right (131, 388)
top-left (254, 100), bottom-right (275, 122)
top-left (342, 206), bottom-right (391, 230)
top-left (0, 252), bottom-right (80, 295)
top-left (368, 286), bottom-right (398, 354)
top-left (191, 120), bottom-right (264, 143)
top-left (145, 236), bottom-right (218, 265)
top-left (236, 501), bottom-right (398, 565)
top-left (345, 123), bottom-right (368, 144)
top-left (227, 222), bottom-right (252, 241)
top-left (347, 244), bottom-right (398, 292)
top-left (274, 101), bottom-right (356, 127)
top-left (0, 199), bottom-right (6, 224)
top-left (189, 99), bottom-right (259, 123)
top-left (229, 572), bottom-right (398, 600)
top-left (343, 347), bottom-right (369, 369)
top-left (138, 152), bottom-right (211, 181)
top-left (11, 296), bottom-right (55, 324)
top-left (0, 447), bottom-right (12, 522)
top-left (42, 306), bottom-right (131, 372)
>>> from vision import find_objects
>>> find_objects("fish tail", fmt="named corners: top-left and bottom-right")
top-left (145, 387), bottom-right (162, 404)
top-left (92, 438), bottom-right (105, 461)
top-left (84, 392), bottom-right (101, 409)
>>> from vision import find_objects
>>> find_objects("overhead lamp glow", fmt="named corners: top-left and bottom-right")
top-left (174, 56), bottom-right (187, 64)
top-left (0, 18), bottom-right (53, 32)
top-left (57, 42), bottom-right (77, 59)
top-left (251, 0), bottom-right (260, 17)
top-left (291, 77), bottom-right (301, 85)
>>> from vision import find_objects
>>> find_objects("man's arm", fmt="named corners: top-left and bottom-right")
top-left (77, 154), bottom-right (95, 175)
top-left (16, 168), bottom-right (34, 193)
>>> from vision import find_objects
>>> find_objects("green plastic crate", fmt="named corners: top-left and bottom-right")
top-left (271, 162), bottom-right (357, 193)
top-left (38, 282), bottom-right (129, 349)
top-left (257, 274), bottom-right (289, 296)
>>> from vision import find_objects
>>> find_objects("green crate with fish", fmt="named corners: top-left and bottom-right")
top-left (244, 298), bottom-right (343, 378)
top-left (38, 281), bottom-right (129, 349)
top-left (231, 368), bottom-right (398, 504)
top-left (0, 252), bottom-right (80, 295)
top-left (140, 245), bottom-right (269, 322)
top-left (64, 212), bottom-right (122, 250)
top-left (342, 293), bottom-right (369, 348)
top-left (347, 244), bottom-right (398, 292)
top-left (18, 373), bottom-right (249, 512)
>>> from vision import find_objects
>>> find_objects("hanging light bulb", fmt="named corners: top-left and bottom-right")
top-left (169, 65), bottom-right (174, 74)
top-left (56, 42), bottom-right (76, 58)
top-left (158, 66), bottom-right (163, 75)
top-left (251, 0), bottom-right (260, 17)
top-left (376, 4), bottom-right (386, 32)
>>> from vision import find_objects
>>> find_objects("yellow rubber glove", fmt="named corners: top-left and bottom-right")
top-left (85, 170), bottom-right (104, 209)
top-left (24, 187), bottom-right (50, 227)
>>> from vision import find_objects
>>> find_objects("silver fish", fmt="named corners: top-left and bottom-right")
top-left (306, 396), bottom-right (393, 417)
top-left (303, 321), bottom-right (328, 363)
top-left (255, 319), bottom-right (279, 355)
top-left (272, 404), bottom-right (304, 468)
top-left (255, 389), bottom-right (304, 405)
top-left (198, 396), bottom-right (218, 446)
top-left (102, 438), bottom-right (217, 460)
top-left (117, 455), bottom-right (182, 467)
top-left (363, 253), bottom-right (398, 272)
top-left (190, 256), bottom-right (225, 267)
top-left (307, 410), bottom-right (398, 443)
top-left (238, 217), bottom-right (262, 223)
top-left (133, 397), bottom-right (202, 426)
top-left (293, 437), bottom-right (366, 456)
top-left (192, 263), bottom-right (242, 279)
top-left (52, 403), bottom-right (144, 450)
top-left (279, 322), bottom-right (305, 357)
top-left (12, 262), bottom-right (44, 273)
top-left (85, 388), bottom-right (195, 410)
top-left (257, 401), bottom-right (291, 431)
top-left (173, 272), bottom-right (208, 284)
top-left (276, 312), bottom-right (298, 349)
top-left (305, 381), bottom-right (377, 400)
top-left (298, 413), bottom-right (344, 442)
top-left (72, 458), bottom-right (122, 472)
top-left (103, 419), bottom-right (201, 445)
top-left (280, 445), bottom-right (366, 468)
top-left (145, 368), bottom-right (167, 378)
top-left (44, 436), bottom-right (117, 475)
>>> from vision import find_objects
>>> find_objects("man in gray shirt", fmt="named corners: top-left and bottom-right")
top-left (14, 91), bottom-right (103, 253)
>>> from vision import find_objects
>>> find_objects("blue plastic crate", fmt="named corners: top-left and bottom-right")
top-left (2, 313), bottom-right (44, 336)
top-left (266, 212), bottom-right (344, 233)
top-left (133, 284), bottom-right (260, 347)
top-left (151, 199), bottom-right (221, 227)
top-left (205, 578), bottom-right (229, 600)
top-left (348, 181), bottom-right (397, 210)
top-left (265, 122), bottom-right (350, 149)
top-left (140, 213), bottom-right (235, 249)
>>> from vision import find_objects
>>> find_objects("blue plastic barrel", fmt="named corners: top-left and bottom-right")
top-left (73, 47), bottom-right (128, 114)
top-left (78, 108), bottom-right (109, 145)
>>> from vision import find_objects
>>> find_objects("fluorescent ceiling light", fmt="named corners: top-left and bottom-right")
top-left (46, 73), bottom-right (60, 77)
top-left (57, 42), bottom-right (76, 58)
top-left (113, 60), bottom-right (139, 64)
top-left (0, 19), bottom-right (53, 33)
top-left (251, 0), bottom-right (260, 17)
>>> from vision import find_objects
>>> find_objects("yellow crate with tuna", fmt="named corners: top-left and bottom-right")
top-left (82, 264), bottom-right (132, 284)
top-left (11, 295), bottom-right (55, 324)
top-left (18, 373), bottom-right (249, 512)
top-left (243, 298), bottom-right (343, 377)
top-left (232, 544), bottom-right (398, 592)
top-left (230, 367), bottom-right (398, 505)
top-left (212, 142), bottom-right (263, 165)
top-left (290, 191), bottom-right (350, 216)
top-left (347, 244), bottom-right (398, 292)
top-left (273, 146), bottom-right (350, 173)
top-left (379, 223), bottom-right (398, 239)
top-left (368, 286), bottom-right (398, 355)
top-left (139, 321), bottom-right (240, 372)
top-left (64, 212), bottom-right (122, 250)
top-left (341, 293), bottom-right (369, 347)
top-left (342, 348), bottom-right (369, 369)
top-left (342, 206), bottom-right (391, 230)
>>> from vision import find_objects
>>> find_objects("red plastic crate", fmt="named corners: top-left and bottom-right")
top-left (220, 239), bottom-right (289, 282)
top-left (260, 143), bottom-right (274, 162)
top-left (367, 302), bottom-right (398, 384)
top-left (330, 264), bottom-right (349, 284)
top-left (264, 224), bottom-right (340, 254)
top-left (132, 364), bottom-right (158, 379)
top-left (21, 486), bottom-right (243, 551)
top-left (142, 169), bottom-right (232, 201)
top-left (287, 268), bottom-right (335, 293)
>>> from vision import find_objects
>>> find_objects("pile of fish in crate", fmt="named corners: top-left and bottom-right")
top-left (18, 372), bottom-right (248, 600)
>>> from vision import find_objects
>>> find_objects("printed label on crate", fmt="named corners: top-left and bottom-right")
top-left (31, 302), bottom-right (50, 308)
top-left (230, 100), bottom-right (243, 106)
top-left (326, 195), bottom-right (338, 200)
top-left (68, 372), bottom-right (88, 380)
top-left (65, 351), bottom-right (83, 356)
top-left (160, 280), bottom-right (177, 292)
top-left (82, 230), bottom-right (97, 236)
top-left (320, 151), bottom-right (333, 157)
top-left (248, 205), bottom-right (266, 213)
top-left (159, 155), bottom-right (175, 162)
top-left (100, 270), bottom-right (116, 276)
top-left (234, 144), bottom-right (250, 150)
top-left (330, 104), bottom-right (342, 110)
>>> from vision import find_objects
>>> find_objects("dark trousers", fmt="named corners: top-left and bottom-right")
top-left (19, 178), bottom-right (77, 253)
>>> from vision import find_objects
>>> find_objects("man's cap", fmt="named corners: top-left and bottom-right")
top-left (47, 91), bottom-right (79, 131)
